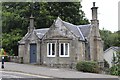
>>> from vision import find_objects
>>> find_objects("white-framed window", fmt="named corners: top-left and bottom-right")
top-left (47, 43), bottom-right (56, 57)
top-left (59, 43), bottom-right (69, 57)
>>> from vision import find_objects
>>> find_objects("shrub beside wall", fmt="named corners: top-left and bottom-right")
top-left (76, 61), bottom-right (99, 73)
top-left (109, 64), bottom-right (120, 76)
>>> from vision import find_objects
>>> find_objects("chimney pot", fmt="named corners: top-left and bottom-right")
top-left (30, 14), bottom-right (34, 19)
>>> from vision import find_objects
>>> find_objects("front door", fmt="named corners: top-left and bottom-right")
top-left (30, 44), bottom-right (37, 63)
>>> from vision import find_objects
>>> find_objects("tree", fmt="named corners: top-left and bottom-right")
top-left (100, 28), bottom-right (120, 50)
top-left (114, 30), bottom-right (120, 47)
top-left (100, 28), bottom-right (112, 50)
top-left (2, 29), bottom-right (23, 56)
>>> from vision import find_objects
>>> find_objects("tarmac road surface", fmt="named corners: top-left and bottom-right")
top-left (0, 62), bottom-right (119, 79)
top-left (0, 70), bottom-right (51, 78)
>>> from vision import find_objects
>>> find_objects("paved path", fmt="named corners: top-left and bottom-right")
top-left (0, 62), bottom-right (119, 78)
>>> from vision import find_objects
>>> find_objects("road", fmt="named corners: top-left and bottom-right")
top-left (0, 62), bottom-right (119, 79)
top-left (0, 70), bottom-right (51, 78)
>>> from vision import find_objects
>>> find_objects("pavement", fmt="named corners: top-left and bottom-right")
top-left (0, 62), bottom-right (119, 78)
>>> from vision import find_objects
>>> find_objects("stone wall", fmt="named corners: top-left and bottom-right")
top-left (8, 56), bottom-right (19, 63)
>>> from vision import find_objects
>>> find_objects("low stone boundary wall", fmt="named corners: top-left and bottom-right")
top-left (8, 56), bottom-right (19, 63)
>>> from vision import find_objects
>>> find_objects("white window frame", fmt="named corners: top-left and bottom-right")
top-left (59, 43), bottom-right (69, 57)
top-left (47, 43), bottom-right (56, 57)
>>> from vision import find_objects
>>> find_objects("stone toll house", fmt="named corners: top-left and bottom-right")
top-left (18, 2), bottom-right (104, 68)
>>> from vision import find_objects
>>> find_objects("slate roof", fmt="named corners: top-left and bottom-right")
top-left (104, 46), bottom-right (120, 53)
top-left (113, 47), bottom-right (120, 51)
top-left (34, 28), bottom-right (49, 39)
top-left (19, 17), bottom-right (92, 43)
top-left (34, 17), bottom-right (91, 41)
top-left (78, 24), bottom-right (91, 38)
top-left (62, 21), bottom-right (85, 41)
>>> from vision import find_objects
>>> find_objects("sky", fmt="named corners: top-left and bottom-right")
top-left (81, 0), bottom-right (119, 32)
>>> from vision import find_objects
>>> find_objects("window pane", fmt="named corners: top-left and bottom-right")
top-left (65, 43), bottom-right (68, 55)
top-left (61, 44), bottom-right (64, 55)
top-left (52, 44), bottom-right (55, 55)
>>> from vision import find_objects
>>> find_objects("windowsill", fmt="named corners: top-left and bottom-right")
top-left (47, 55), bottom-right (56, 57)
top-left (59, 55), bottom-right (70, 57)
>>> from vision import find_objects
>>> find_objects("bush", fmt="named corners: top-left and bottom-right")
top-left (109, 51), bottom-right (120, 76)
top-left (76, 61), bottom-right (99, 73)
top-left (109, 64), bottom-right (120, 76)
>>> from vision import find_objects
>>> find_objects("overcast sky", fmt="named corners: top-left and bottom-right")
top-left (81, 0), bottom-right (119, 32)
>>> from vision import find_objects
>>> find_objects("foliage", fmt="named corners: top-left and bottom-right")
top-left (109, 51), bottom-right (120, 76)
top-left (76, 61), bottom-right (99, 73)
top-left (115, 30), bottom-right (120, 47)
top-left (9, 49), bottom-right (14, 56)
top-left (2, 29), bottom-right (23, 55)
top-left (0, 48), bottom-right (8, 56)
top-left (2, 2), bottom-right (89, 55)
top-left (100, 29), bottom-right (120, 75)
top-left (109, 64), bottom-right (120, 76)
top-left (100, 29), bottom-right (120, 50)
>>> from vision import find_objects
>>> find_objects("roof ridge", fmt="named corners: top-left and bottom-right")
top-left (62, 20), bottom-right (76, 26)
top-left (77, 24), bottom-right (91, 27)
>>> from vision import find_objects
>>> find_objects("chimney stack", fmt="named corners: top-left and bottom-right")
top-left (90, 2), bottom-right (101, 61)
top-left (28, 14), bottom-right (35, 32)
top-left (91, 2), bottom-right (98, 20)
